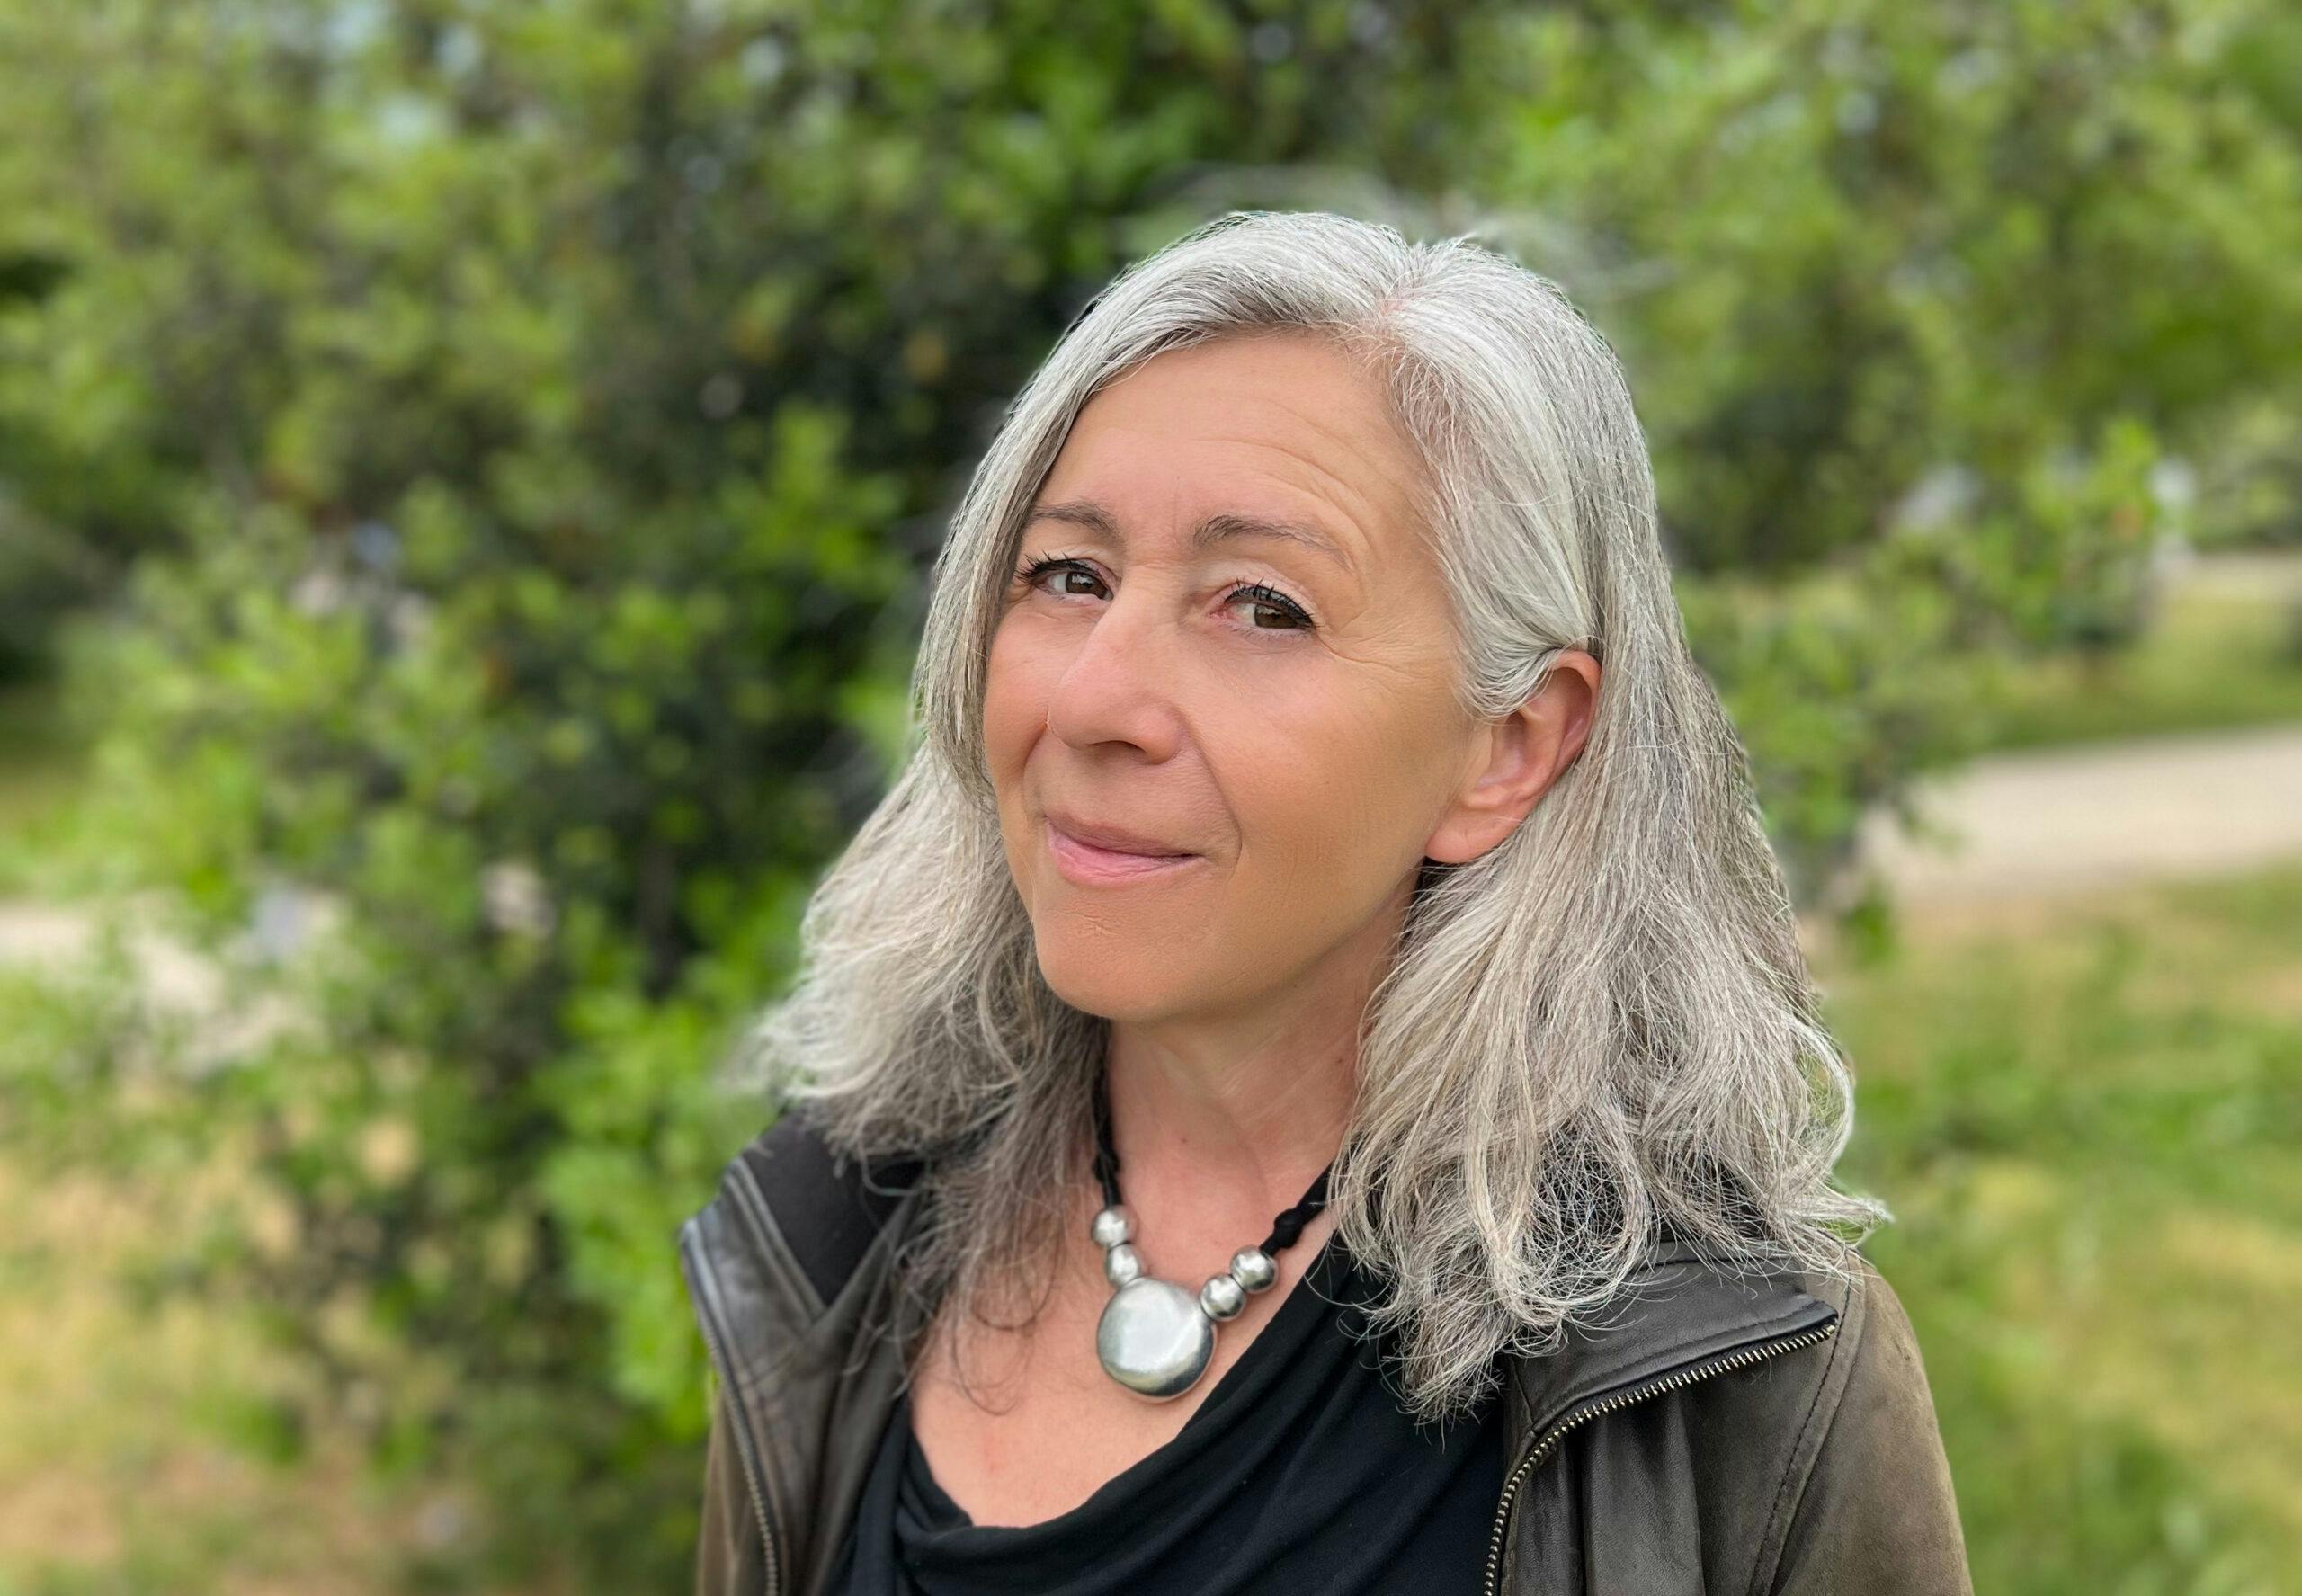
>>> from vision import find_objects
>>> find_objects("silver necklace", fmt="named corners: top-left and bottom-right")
top-left (1087, 1064), bottom-right (1335, 1401)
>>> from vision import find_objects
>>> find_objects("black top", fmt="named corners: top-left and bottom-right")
top-left (825, 1230), bottom-right (1510, 1594)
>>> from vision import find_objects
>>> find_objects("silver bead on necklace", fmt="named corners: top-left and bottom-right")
top-left (1088, 1063), bottom-right (1334, 1401)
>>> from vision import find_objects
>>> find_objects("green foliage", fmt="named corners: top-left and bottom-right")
top-left (1968, 557), bottom-right (2302, 750)
top-left (0, 0), bottom-right (1512, 1586)
top-left (1457, 0), bottom-right (2302, 577)
top-left (1430, 0), bottom-right (2302, 905)
top-left (1, 0), bottom-right (2298, 1587)
top-left (1678, 554), bottom-right (1986, 908)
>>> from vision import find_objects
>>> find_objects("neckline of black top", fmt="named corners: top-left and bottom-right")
top-left (906, 1226), bottom-right (1355, 1535)
top-left (831, 1223), bottom-right (1512, 1595)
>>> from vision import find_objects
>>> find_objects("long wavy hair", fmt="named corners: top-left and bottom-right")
top-left (728, 208), bottom-right (1891, 1422)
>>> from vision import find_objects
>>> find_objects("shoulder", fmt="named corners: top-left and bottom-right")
top-left (1669, 1251), bottom-right (1970, 1595)
top-left (1762, 1253), bottom-right (1970, 1592)
top-left (706, 1107), bottom-right (927, 1315)
top-left (1801, 1253), bottom-right (1947, 1449)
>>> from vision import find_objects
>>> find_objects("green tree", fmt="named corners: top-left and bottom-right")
top-left (1441, 0), bottom-right (2302, 903)
top-left (0, 1), bottom-right (1513, 1586)
top-left (4, 0), bottom-right (2298, 1586)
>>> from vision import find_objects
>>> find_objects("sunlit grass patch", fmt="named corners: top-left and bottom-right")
top-left (1816, 861), bottom-right (2302, 1593)
top-left (0, 963), bottom-right (522, 1596)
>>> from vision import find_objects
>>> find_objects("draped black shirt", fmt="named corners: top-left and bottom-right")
top-left (825, 1230), bottom-right (1510, 1594)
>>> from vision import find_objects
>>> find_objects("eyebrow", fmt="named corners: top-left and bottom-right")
top-left (1022, 498), bottom-right (1358, 576)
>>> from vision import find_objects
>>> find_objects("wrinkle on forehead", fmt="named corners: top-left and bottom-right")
top-left (1055, 367), bottom-right (1430, 575)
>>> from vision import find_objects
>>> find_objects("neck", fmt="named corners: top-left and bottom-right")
top-left (1091, 871), bottom-right (1416, 1262)
top-left (1104, 1033), bottom-right (1355, 1213)
top-left (1098, 957), bottom-right (1385, 1243)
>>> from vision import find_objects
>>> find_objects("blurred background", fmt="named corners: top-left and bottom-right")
top-left (1, 1), bottom-right (2298, 1592)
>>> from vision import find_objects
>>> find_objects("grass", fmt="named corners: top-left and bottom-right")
top-left (0, 1150), bottom-right (486, 1595)
top-left (1813, 864), bottom-right (2302, 1596)
top-left (0, 960), bottom-right (551, 1596)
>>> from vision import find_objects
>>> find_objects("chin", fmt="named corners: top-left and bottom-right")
top-left (1031, 935), bottom-right (1197, 1024)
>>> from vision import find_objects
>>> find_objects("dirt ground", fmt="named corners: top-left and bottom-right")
top-left (1853, 719), bottom-right (2302, 907)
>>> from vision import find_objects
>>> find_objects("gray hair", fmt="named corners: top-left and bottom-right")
top-left (731, 209), bottom-right (1890, 1422)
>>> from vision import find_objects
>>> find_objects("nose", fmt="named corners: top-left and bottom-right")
top-left (1041, 580), bottom-right (1185, 755)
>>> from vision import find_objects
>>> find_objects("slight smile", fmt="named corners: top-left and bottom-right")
top-left (1046, 820), bottom-right (1203, 887)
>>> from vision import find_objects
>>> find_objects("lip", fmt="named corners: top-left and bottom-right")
top-left (1043, 808), bottom-right (1197, 859)
top-left (1045, 819), bottom-right (1202, 887)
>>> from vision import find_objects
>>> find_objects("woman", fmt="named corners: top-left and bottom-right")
top-left (678, 210), bottom-right (1973, 1594)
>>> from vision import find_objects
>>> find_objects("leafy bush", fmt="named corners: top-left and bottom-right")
top-left (0, 1), bottom-right (1518, 1586)
top-left (2, 0), bottom-right (2298, 1587)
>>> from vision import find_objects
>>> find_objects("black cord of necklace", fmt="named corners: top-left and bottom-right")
top-left (1092, 1060), bottom-right (1334, 1257)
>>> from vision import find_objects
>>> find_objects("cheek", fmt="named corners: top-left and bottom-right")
top-left (1225, 673), bottom-right (1456, 885)
top-left (981, 622), bottom-right (1046, 771)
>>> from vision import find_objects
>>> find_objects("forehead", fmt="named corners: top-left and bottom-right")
top-left (1037, 334), bottom-right (1427, 561)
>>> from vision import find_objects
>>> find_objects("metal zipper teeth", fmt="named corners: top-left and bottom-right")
top-left (684, 1235), bottom-right (784, 1596)
top-left (1481, 1315), bottom-right (1842, 1596)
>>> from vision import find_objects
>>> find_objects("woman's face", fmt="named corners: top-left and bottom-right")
top-left (984, 331), bottom-right (1568, 1026)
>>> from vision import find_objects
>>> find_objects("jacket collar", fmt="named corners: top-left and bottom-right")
top-left (682, 1137), bottom-right (1839, 1449)
top-left (681, 1149), bottom-right (1842, 1596)
top-left (1499, 1231), bottom-right (1842, 1453)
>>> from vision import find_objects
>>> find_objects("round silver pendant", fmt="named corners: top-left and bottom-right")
top-left (1095, 1277), bottom-right (1215, 1400)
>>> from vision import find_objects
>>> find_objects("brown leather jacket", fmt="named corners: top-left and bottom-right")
top-left (677, 1113), bottom-right (1974, 1595)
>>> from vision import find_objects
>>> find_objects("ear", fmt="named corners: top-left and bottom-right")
top-left (1423, 649), bottom-right (1601, 866)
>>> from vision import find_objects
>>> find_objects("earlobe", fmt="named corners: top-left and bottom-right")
top-left (1423, 744), bottom-right (1542, 868)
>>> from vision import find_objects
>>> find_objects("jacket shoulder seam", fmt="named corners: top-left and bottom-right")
top-left (1749, 1262), bottom-right (1869, 1596)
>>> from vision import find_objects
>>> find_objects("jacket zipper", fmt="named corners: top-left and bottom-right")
top-left (1480, 1315), bottom-right (1842, 1596)
top-left (684, 1237), bottom-right (784, 1596)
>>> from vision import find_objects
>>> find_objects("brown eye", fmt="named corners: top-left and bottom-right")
top-left (1015, 556), bottom-right (1316, 634)
top-left (1231, 583), bottom-right (1316, 631)
top-left (1016, 556), bottom-right (1105, 598)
